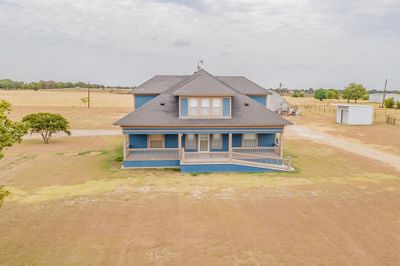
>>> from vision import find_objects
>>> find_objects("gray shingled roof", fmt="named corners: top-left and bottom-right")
top-left (115, 69), bottom-right (291, 127)
top-left (173, 70), bottom-right (237, 96)
top-left (132, 75), bottom-right (187, 95)
top-left (115, 93), bottom-right (291, 127)
top-left (131, 71), bottom-right (272, 96)
top-left (216, 76), bottom-right (271, 95)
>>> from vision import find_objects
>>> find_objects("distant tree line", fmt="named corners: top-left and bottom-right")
top-left (0, 79), bottom-right (133, 90)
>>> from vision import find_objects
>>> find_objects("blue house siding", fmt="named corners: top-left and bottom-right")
top-left (232, 134), bottom-right (242, 147)
top-left (249, 95), bottom-right (266, 106)
top-left (258, 133), bottom-right (275, 147)
top-left (180, 98), bottom-right (188, 117)
top-left (124, 160), bottom-right (180, 168)
top-left (223, 98), bottom-right (231, 117)
top-left (165, 134), bottom-right (178, 148)
top-left (180, 164), bottom-right (279, 173)
top-left (129, 134), bottom-right (147, 148)
top-left (135, 95), bottom-right (157, 109)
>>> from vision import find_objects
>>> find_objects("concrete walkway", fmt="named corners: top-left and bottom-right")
top-left (286, 125), bottom-right (400, 172)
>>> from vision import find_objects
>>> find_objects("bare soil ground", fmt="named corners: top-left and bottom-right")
top-left (0, 136), bottom-right (399, 265)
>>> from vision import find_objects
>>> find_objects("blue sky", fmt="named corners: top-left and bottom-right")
top-left (0, 0), bottom-right (399, 89)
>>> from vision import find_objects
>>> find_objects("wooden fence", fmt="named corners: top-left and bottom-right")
top-left (295, 103), bottom-right (400, 125)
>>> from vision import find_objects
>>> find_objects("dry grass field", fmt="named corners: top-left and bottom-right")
top-left (1, 136), bottom-right (399, 265)
top-left (1, 91), bottom-right (400, 265)
top-left (1, 89), bottom-right (132, 129)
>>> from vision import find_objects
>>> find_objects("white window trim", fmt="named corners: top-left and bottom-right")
top-left (185, 134), bottom-right (197, 149)
top-left (211, 134), bottom-right (223, 149)
top-left (242, 134), bottom-right (258, 147)
top-left (182, 97), bottom-right (230, 118)
top-left (147, 134), bottom-right (164, 148)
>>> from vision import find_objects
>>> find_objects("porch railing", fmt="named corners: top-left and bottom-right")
top-left (232, 146), bottom-right (280, 155)
top-left (231, 152), bottom-right (291, 171)
top-left (126, 148), bottom-right (181, 161)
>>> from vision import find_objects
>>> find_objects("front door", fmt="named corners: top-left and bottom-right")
top-left (198, 134), bottom-right (209, 152)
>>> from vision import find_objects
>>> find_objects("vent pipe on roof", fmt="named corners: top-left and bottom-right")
top-left (197, 59), bottom-right (204, 71)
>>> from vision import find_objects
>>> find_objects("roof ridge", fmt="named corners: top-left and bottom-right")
top-left (172, 69), bottom-right (239, 96)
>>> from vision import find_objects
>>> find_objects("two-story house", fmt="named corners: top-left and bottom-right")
top-left (115, 69), bottom-right (292, 172)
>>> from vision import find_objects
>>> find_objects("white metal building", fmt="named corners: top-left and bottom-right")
top-left (369, 93), bottom-right (400, 103)
top-left (336, 104), bottom-right (373, 125)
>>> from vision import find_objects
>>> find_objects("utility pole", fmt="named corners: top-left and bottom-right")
top-left (87, 82), bottom-right (90, 108)
top-left (382, 79), bottom-right (388, 108)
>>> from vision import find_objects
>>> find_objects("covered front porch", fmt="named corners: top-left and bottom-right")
top-left (122, 128), bottom-right (290, 171)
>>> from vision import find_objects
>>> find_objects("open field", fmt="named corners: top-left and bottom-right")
top-left (0, 136), bottom-right (400, 265)
top-left (1, 89), bottom-right (132, 129)
top-left (0, 89), bottom-right (132, 108)
top-left (1, 90), bottom-right (400, 265)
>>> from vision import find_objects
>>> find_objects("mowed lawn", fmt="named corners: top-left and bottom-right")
top-left (1, 136), bottom-right (399, 265)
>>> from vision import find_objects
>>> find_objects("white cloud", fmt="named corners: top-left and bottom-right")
top-left (0, 0), bottom-right (399, 88)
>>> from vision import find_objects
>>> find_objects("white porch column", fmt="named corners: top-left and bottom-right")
top-left (279, 129), bottom-right (284, 158)
top-left (228, 133), bottom-right (233, 160)
top-left (123, 134), bottom-right (128, 160)
top-left (178, 133), bottom-right (182, 148)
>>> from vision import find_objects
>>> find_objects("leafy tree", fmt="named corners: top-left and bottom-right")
top-left (342, 83), bottom-right (367, 103)
top-left (384, 98), bottom-right (395, 108)
top-left (314, 89), bottom-right (327, 101)
top-left (326, 89), bottom-right (340, 101)
top-left (0, 100), bottom-right (28, 159)
top-left (397, 101), bottom-right (400, 109)
top-left (22, 113), bottom-right (71, 144)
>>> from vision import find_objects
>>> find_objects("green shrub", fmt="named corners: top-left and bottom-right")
top-left (384, 97), bottom-right (395, 108)
top-left (292, 91), bottom-right (304, 98)
top-left (397, 101), bottom-right (400, 109)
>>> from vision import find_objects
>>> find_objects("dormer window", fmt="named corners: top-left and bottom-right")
top-left (180, 96), bottom-right (231, 118)
top-left (184, 97), bottom-right (226, 118)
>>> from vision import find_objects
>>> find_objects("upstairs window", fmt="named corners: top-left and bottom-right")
top-left (149, 134), bottom-right (163, 148)
top-left (212, 98), bottom-right (223, 116)
top-left (242, 134), bottom-right (257, 147)
top-left (187, 97), bottom-right (225, 118)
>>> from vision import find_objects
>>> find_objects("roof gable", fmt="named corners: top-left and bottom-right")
top-left (173, 69), bottom-right (237, 96)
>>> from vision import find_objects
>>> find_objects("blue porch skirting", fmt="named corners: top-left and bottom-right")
top-left (123, 160), bottom-right (180, 168)
top-left (179, 164), bottom-right (279, 173)
top-left (123, 160), bottom-right (283, 172)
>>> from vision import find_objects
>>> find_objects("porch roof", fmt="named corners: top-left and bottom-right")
top-left (122, 127), bottom-right (284, 134)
